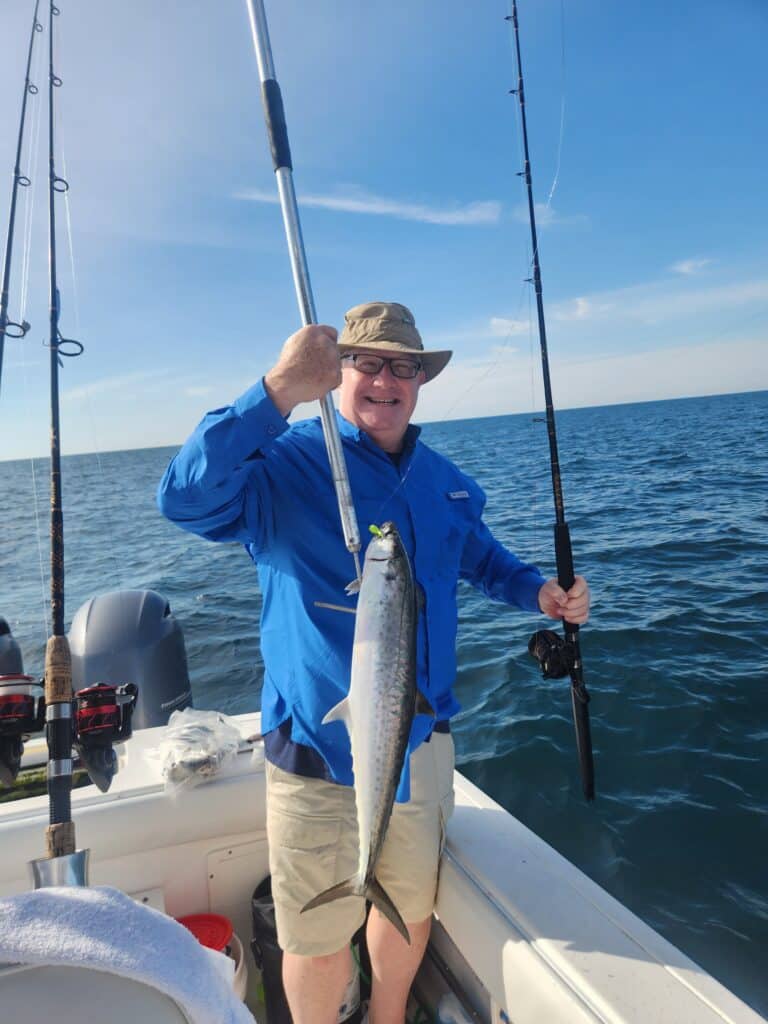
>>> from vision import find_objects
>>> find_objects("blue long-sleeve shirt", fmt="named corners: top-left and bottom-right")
top-left (157, 379), bottom-right (546, 796)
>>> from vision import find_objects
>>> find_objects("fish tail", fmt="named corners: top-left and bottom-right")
top-left (301, 874), bottom-right (411, 946)
top-left (366, 876), bottom-right (411, 945)
top-left (301, 875), bottom-right (363, 915)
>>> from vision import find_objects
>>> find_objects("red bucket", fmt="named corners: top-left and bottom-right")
top-left (177, 913), bottom-right (234, 953)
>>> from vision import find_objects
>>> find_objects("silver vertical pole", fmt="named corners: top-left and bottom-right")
top-left (245, 0), bottom-right (362, 585)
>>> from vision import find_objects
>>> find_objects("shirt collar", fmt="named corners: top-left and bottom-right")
top-left (336, 411), bottom-right (421, 455)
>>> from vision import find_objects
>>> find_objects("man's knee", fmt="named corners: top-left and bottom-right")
top-left (284, 945), bottom-right (350, 972)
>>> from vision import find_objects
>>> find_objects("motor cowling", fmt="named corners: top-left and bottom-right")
top-left (69, 589), bottom-right (193, 730)
top-left (0, 617), bottom-right (24, 675)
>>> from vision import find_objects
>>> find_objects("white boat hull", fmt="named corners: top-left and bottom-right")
top-left (0, 713), bottom-right (763, 1023)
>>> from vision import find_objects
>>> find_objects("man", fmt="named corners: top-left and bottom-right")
top-left (157, 301), bottom-right (590, 1024)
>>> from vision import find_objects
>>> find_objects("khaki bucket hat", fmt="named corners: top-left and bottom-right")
top-left (338, 301), bottom-right (452, 383)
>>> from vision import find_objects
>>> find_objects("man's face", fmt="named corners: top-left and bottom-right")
top-left (337, 349), bottom-right (426, 453)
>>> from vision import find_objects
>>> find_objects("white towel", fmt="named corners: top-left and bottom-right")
top-left (0, 885), bottom-right (255, 1024)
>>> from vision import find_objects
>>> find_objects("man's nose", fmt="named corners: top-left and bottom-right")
top-left (372, 362), bottom-right (398, 382)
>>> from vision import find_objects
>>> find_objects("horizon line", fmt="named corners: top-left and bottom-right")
top-left (2, 386), bottom-right (766, 465)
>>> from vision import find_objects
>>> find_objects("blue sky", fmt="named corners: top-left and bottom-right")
top-left (0, 0), bottom-right (766, 460)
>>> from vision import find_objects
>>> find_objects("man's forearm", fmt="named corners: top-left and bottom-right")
top-left (156, 378), bottom-right (288, 540)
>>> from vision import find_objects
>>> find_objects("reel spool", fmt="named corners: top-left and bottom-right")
top-left (0, 675), bottom-right (45, 787)
top-left (73, 683), bottom-right (138, 793)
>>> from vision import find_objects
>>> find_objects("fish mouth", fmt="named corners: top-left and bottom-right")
top-left (368, 521), bottom-right (398, 557)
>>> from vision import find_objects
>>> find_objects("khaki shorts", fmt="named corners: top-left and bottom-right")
top-left (265, 732), bottom-right (455, 957)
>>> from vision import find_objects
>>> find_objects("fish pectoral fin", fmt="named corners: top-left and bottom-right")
top-left (366, 876), bottom-right (410, 945)
top-left (414, 690), bottom-right (436, 719)
top-left (322, 696), bottom-right (352, 727)
top-left (345, 578), bottom-right (361, 595)
top-left (301, 876), bottom-right (362, 915)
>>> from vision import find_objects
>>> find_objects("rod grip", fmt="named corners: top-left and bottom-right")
top-left (44, 633), bottom-right (72, 703)
top-left (261, 79), bottom-right (292, 171)
top-left (553, 521), bottom-right (575, 592)
top-left (45, 820), bottom-right (75, 858)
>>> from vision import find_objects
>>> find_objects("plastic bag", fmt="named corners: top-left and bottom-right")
top-left (158, 708), bottom-right (242, 790)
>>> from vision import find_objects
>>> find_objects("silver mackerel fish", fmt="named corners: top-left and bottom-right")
top-left (301, 521), bottom-right (432, 944)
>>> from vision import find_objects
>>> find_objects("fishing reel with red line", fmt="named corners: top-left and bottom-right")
top-left (73, 682), bottom-right (138, 793)
top-left (0, 675), bottom-right (45, 787)
top-left (0, 676), bottom-right (138, 793)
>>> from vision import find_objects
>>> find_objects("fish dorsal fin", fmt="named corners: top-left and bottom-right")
top-left (415, 690), bottom-right (436, 719)
top-left (322, 696), bottom-right (352, 727)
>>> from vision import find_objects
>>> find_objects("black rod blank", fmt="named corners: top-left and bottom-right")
top-left (44, 0), bottom-right (76, 854)
top-left (508, 0), bottom-right (594, 801)
top-left (0, 0), bottom-right (42, 396)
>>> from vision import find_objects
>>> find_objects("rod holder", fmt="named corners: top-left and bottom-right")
top-left (29, 847), bottom-right (90, 889)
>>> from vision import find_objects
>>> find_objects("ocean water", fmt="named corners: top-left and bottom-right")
top-left (2, 389), bottom-right (767, 1016)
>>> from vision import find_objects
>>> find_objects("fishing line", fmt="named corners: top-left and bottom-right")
top-left (544, 0), bottom-right (567, 210)
top-left (60, 151), bottom-right (80, 336)
top-left (28, 444), bottom-right (51, 644)
top-left (20, 9), bottom-right (46, 326)
top-left (0, 0), bottom-right (43, 394)
top-left (369, 276), bottom-right (530, 529)
top-left (369, 183), bottom-right (535, 523)
top-left (53, 25), bottom-right (125, 592)
top-left (503, 0), bottom-right (561, 573)
top-left (14, 13), bottom-right (50, 645)
top-left (525, 274), bottom-right (545, 566)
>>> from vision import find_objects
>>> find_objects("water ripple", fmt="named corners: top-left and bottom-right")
top-left (2, 390), bottom-right (767, 1015)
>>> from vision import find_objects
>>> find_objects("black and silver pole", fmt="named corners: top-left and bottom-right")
top-left (508, 0), bottom-right (595, 801)
top-left (31, 0), bottom-right (87, 887)
top-left (0, 0), bottom-right (42, 396)
top-left (245, 0), bottom-right (362, 586)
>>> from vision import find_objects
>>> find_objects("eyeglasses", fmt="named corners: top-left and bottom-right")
top-left (341, 353), bottom-right (422, 380)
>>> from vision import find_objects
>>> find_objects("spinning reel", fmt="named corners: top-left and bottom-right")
top-left (73, 683), bottom-right (138, 792)
top-left (0, 676), bottom-right (138, 793)
top-left (0, 675), bottom-right (45, 787)
top-left (528, 629), bottom-right (578, 680)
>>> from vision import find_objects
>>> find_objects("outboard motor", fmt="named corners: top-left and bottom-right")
top-left (0, 617), bottom-right (45, 787)
top-left (0, 617), bottom-right (24, 675)
top-left (69, 590), bottom-right (193, 731)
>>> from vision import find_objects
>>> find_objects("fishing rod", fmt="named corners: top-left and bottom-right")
top-left (30, 0), bottom-right (87, 887)
top-left (244, 0), bottom-right (363, 588)
top-left (507, 0), bottom-right (595, 801)
top-left (0, 0), bottom-right (43, 397)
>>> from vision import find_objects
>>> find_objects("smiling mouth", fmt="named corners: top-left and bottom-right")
top-left (366, 397), bottom-right (399, 405)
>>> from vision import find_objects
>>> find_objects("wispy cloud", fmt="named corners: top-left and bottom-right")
top-left (512, 202), bottom-right (588, 228)
top-left (490, 316), bottom-right (529, 337)
top-left (414, 335), bottom-right (768, 423)
top-left (63, 370), bottom-right (170, 403)
top-left (237, 186), bottom-right (502, 226)
top-left (543, 277), bottom-right (768, 330)
top-left (430, 316), bottom-right (530, 346)
top-left (552, 297), bottom-right (596, 322)
top-left (614, 278), bottom-right (768, 322)
top-left (184, 385), bottom-right (215, 398)
top-left (428, 274), bottom-right (768, 356)
top-left (669, 258), bottom-right (712, 275)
